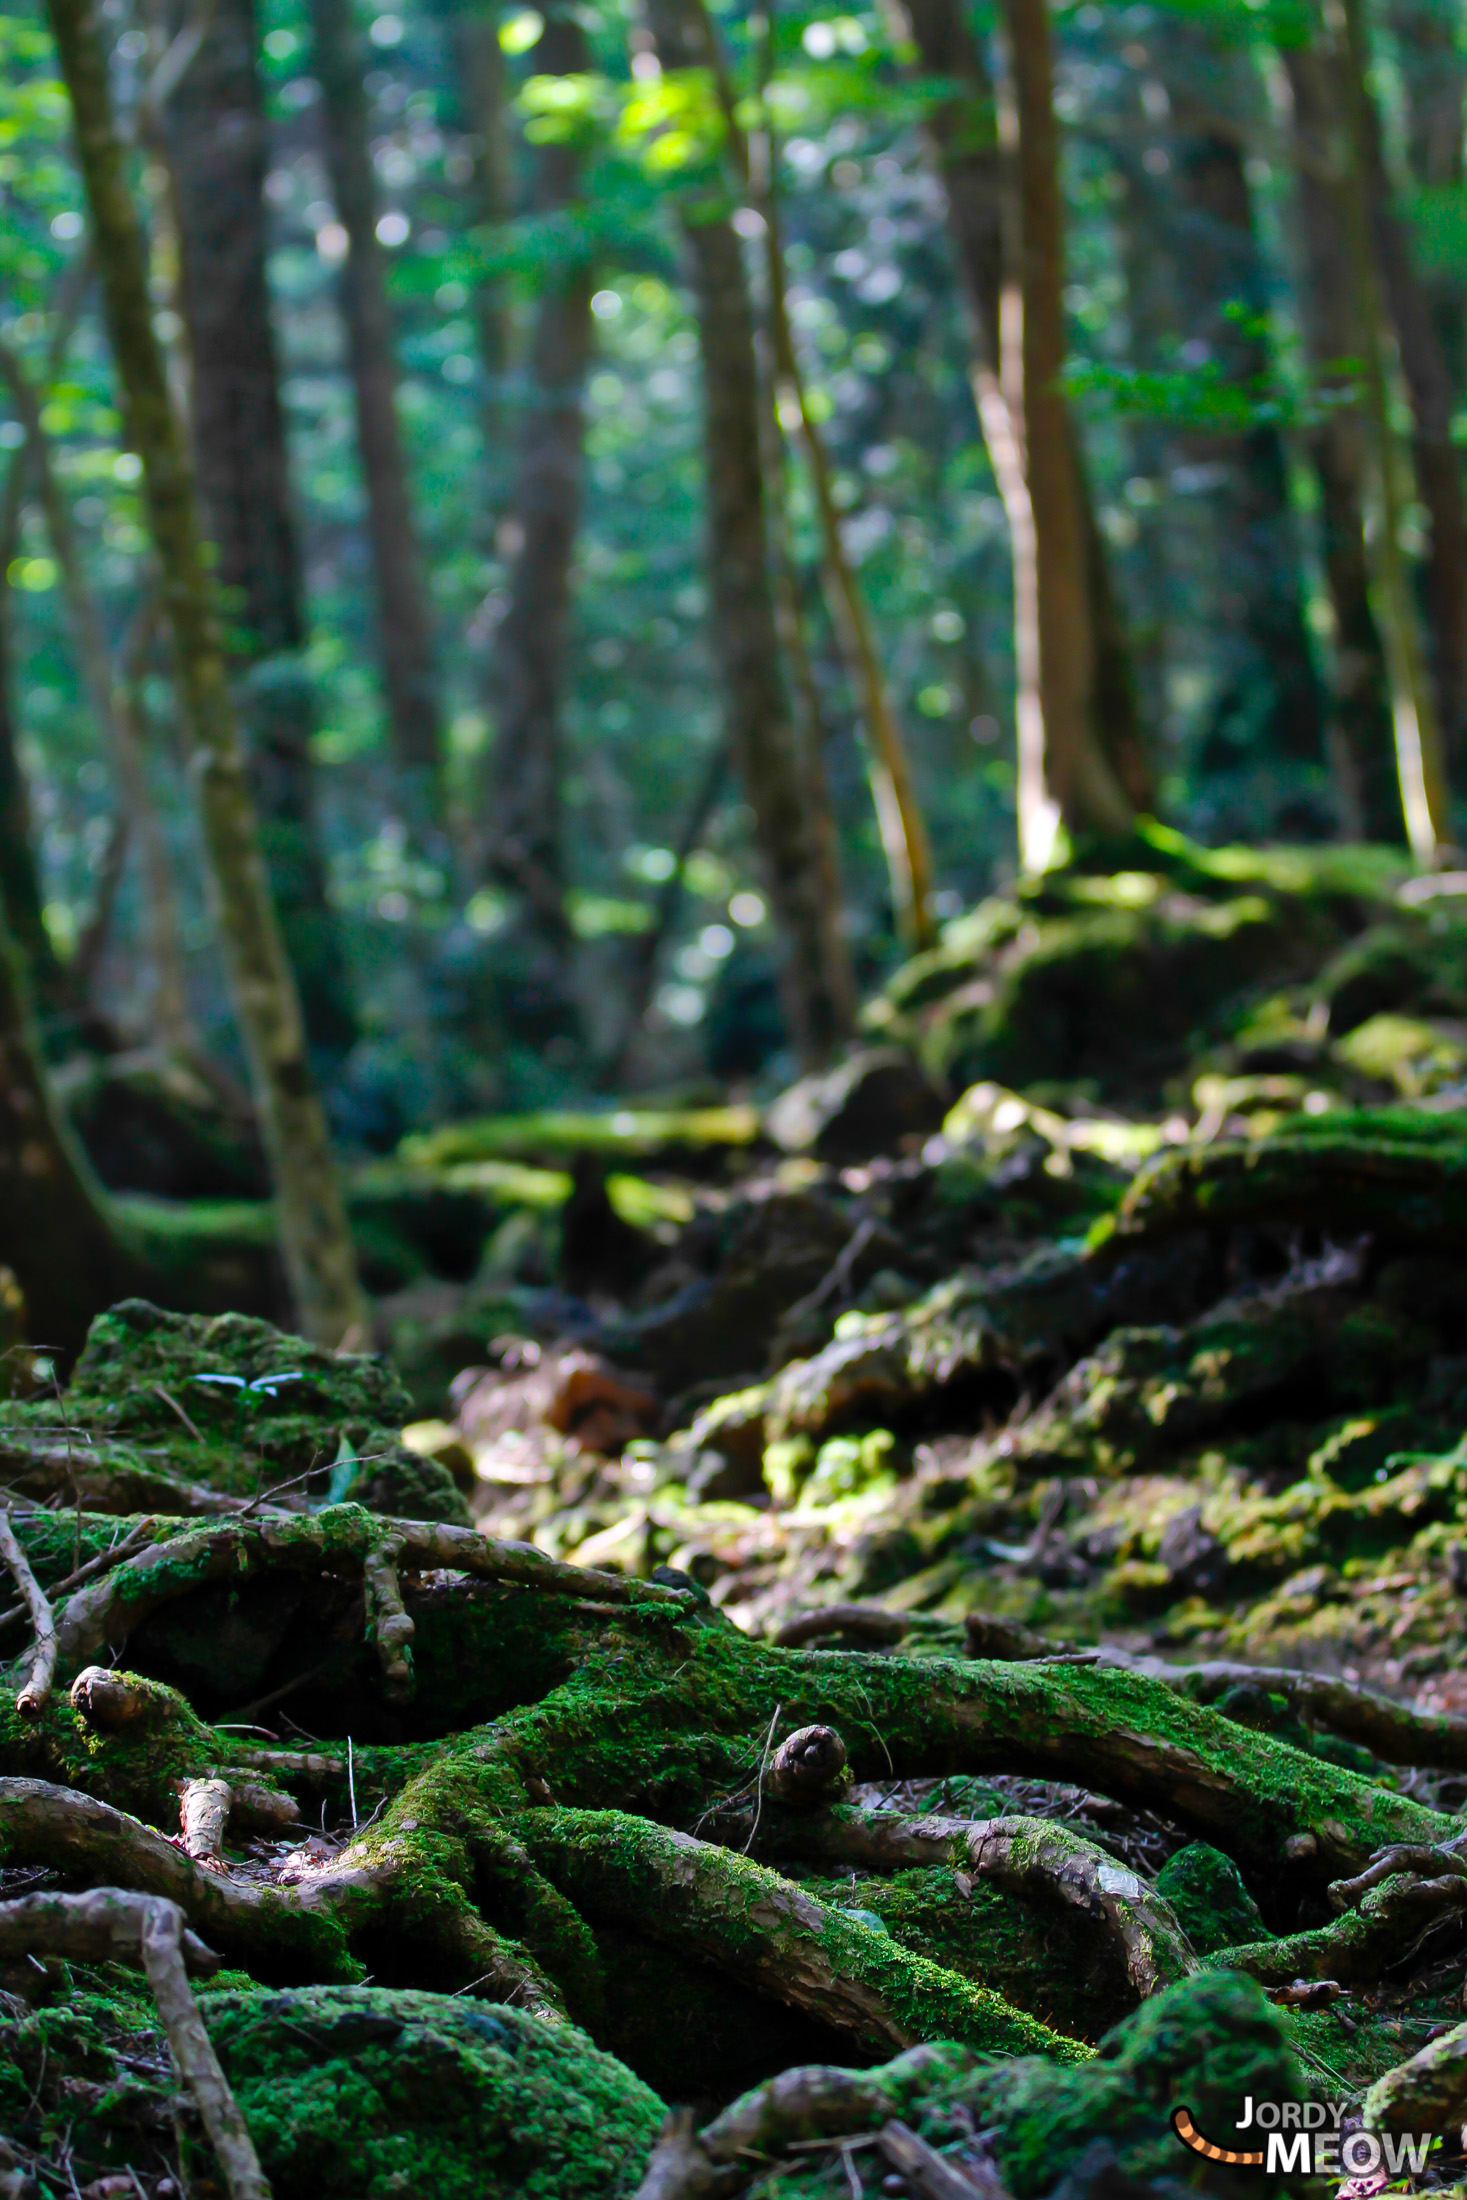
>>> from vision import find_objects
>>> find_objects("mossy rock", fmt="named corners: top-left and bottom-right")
top-left (0, 1299), bottom-right (468, 1523)
top-left (1154, 1844), bottom-right (1269, 1958)
top-left (203, 1985), bottom-right (664, 2198)
top-left (0, 1979), bottom-right (664, 2199)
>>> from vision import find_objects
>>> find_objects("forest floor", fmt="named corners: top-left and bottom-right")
top-left (10, 829), bottom-right (1467, 2198)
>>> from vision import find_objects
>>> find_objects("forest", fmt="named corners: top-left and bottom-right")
top-left (12, 0), bottom-right (1467, 2189)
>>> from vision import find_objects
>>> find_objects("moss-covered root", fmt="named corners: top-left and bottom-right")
top-left (634, 2043), bottom-right (978, 2200)
top-left (1364, 2016), bottom-right (1467, 2134)
top-left (732, 1804), bottom-right (1195, 2001)
top-left (53, 1505), bottom-right (691, 1680)
top-left (1208, 1869), bottom-right (1467, 1987)
top-left (518, 1806), bottom-right (1086, 2063)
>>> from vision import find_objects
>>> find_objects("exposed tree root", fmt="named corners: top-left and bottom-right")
top-left (0, 1508), bottom-right (56, 1716)
top-left (1365, 2014), bottom-right (1467, 2134)
top-left (963, 1615), bottom-right (1467, 1773)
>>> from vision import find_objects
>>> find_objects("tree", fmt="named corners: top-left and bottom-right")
top-left (480, 4), bottom-right (594, 1033)
top-left (1283, 42), bottom-right (1397, 838)
top-left (162, 0), bottom-right (357, 1057)
top-left (644, 0), bottom-right (857, 1065)
top-left (0, 904), bottom-right (143, 1355)
top-left (1326, 0), bottom-right (1454, 861)
top-left (999, 0), bottom-right (1135, 866)
top-left (1151, 43), bottom-right (1332, 836)
top-left (897, 0), bottom-right (1137, 868)
top-left (307, 0), bottom-right (445, 822)
top-left (749, 3), bottom-right (937, 952)
top-left (44, 0), bottom-right (367, 1345)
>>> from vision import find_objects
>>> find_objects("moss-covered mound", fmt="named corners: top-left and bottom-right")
top-left (0, 1298), bottom-right (468, 1521)
top-left (0, 1978), bottom-right (665, 2199)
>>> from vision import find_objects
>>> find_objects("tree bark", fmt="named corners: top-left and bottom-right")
top-left (896, 0), bottom-right (1145, 852)
top-left (0, 601), bottom-right (64, 1031)
top-left (1162, 76), bottom-right (1331, 830)
top-left (163, 0), bottom-right (356, 1058)
top-left (307, 0), bottom-right (444, 817)
top-left (446, 0), bottom-right (513, 446)
top-left (1330, 0), bottom-right (1454, 860)
top-left (44, 0), bottom-right (367, 1346)
top-left (481, 5), bottom-right (591, 1024)
top-left (643, 0), bottom-right (856, 1065)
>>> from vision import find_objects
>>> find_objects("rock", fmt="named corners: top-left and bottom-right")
top-left (765, 1048), bottom-right (948, 1164)
top-left (1153, 1842), bottom-right (1269, 1956)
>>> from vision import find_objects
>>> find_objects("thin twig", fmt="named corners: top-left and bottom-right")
top-left (743, 1701), bottom-right (782, 1856)
top-left (153, 1385), bottom-right (206, 1445)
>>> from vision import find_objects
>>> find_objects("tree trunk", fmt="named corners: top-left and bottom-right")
top-left (307, 0), bottom-right (444, 817)
top-left (1000, 0), bottom-right (1134, 864)
top-left (481, 5), bottom-right (591, 1030)
top-left (1162, 58), bottom-right (1331, 833)
top-left (1283, 44), bottom-right (1398, 839)
top-left (1329, 0), bottom-right (1454, 860)
top-left (0, 345), bottom-right (194, 1051)
top-left (0, 606), bottom-right (65, 1034)
top-left (162, 0), bottom-right (356, 1058)
top-left (643, 0), bottom-right (856, 1064)
top-left (45, 0), bottom-right (367, 1346)
top-left (0, 905), bottom-right (143, 1357)
top-left (1362, 112), bottom-right (1467, 779)
top-left (894, 0), bottom-right (1148, 842)
top-left (446, 0), bottom-right (513, 448)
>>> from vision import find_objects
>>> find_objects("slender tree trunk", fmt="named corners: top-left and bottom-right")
top-left (0, 903), bottom-right (143, 1358)
top-left (45, 0), bottom-right (367, 1344)
top-left (1283, 44), bottom-right (1397, 839)
top-left (1000, 0), bottom-right (1133, 863)
top-left (749, 78), bottom-right (937, 951)
top-left (446, 0), bottom-right (513, 445)
top-left (0, 261), bottom-right (94, 1027)
top-left (162, 0), bottom-right (356, 1057)
top-left (307, 0), bottom-right (443, 815)
top-left (481, 5), bottom-right (591, 1024)
top-left (0, 342), bottom-right (194, 1049)
top-left (644, 0), bottom-right (855, 1060)
top-left (1363, 126), bottom-right (1467, 774)
top-left (1327, 0), bottom-right (1454, 859)
top-left (893, 0), bottom-right (1149, 837)
top-left (0, 600), bottom-right (64, 1030)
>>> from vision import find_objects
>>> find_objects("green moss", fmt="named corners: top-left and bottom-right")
top-left (1154, 1845), bottom-right (1269, 1958)
top-left (0, 1299), bottom-right (467, 1522)
top-left (805, 1864), bottom-right (1135, 2043)
top-left (401, 1106), bottom-right (760, 1170)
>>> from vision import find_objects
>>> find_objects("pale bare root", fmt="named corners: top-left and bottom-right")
top-left (180, 1777), bottom-right (234, 1862)
top-left (0, 1507), bottom-right (56, 1715)
top-left (0, 1888), bottom-right (272, 2200)
top-left (139, 1897), bottom-right (274, 2200)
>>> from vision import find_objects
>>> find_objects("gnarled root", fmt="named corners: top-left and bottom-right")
top-left (724, 1803), bottom-right (1195, 2002)
top-left (518, 1806), bottom-right (1083, 2060)
top-left (0, 1508), bottom-right (55, 1716)
top-left (180, 1776), bottom-right (234, 1863)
